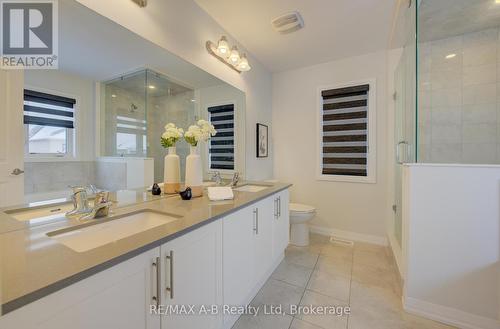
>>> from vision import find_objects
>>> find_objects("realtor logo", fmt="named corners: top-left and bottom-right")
top-left (1, 0), bottom-right (58, 69)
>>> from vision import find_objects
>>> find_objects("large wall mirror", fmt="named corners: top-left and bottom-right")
top-left (23, 0), bottom-right (246, 202)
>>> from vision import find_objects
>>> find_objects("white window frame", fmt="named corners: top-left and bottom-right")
top-left (24, 85), bottom-right (78, 162)
top-left (204, 101), bottom-right (238, 178)
top-left (316, 79), bottom-right (377, 184)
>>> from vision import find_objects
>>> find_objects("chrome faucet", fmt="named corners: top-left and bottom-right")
top-left (66, 186), bottom-right (112, 220)
top-left (211, 171), bottom-right (223, 185)
top-left (66, 186), bottom-right (92, 219)
top-left (230, 172), bottom-right (240, 187)
top-left (80, 191), bottom-right (112, 221)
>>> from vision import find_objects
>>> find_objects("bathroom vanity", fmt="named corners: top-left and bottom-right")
top-left (0, 182), bottom-right (290, 329)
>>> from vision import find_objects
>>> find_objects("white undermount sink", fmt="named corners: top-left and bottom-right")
top-left (233, 184), bottom-right (270, 193)
top-left (47, 210), bottom-right (181, 253)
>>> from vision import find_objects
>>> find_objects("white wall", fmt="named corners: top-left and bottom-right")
top-left (74, 0), bottom-right (273, 181)
top-left (272, 50), bottom-right (389, 242)
top-left (24, 69), bottom-right (96, 161)
top-left (403, 164), bottom-right (500, 329)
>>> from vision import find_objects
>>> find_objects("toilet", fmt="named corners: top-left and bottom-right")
top-left (289, 203), bottom-right (316, 246)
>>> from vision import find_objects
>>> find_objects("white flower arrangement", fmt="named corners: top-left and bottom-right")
top-left (184, 119), bottom-right (217, 146)
top-left (161, 123), bottom-right (184, 148)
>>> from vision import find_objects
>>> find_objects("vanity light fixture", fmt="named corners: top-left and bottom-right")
top-left (206, 36), bottom-right (251, 73)
top-left (131, 0), bottom-right (147, 7)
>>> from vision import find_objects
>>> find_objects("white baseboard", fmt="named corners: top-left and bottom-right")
top-left (404, 296), bottom-right (500, 329)
top-left (309, 225), bottom-right (388, 246)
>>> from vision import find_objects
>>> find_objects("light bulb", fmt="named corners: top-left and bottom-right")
top-left (216, 36), bottom-right (230, 57)
top-left (228, 46), bottom-right (241, 65)
top-left (148, 85), bottom-right (156, 89)
top-left (237, 54), bottom-right (251, 71)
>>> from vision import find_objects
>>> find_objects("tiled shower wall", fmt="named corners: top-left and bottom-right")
top-left (25, 161), bottom-right (127, 196)
top-left (418, 28), bottom-right (500, 164)
top-left (24, 162), bottom-right (95, 195)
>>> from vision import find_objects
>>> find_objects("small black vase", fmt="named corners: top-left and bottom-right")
top-left (151, 183), bottom-right (162, 196)
top-left (179, 187), bottom-right (192, 200)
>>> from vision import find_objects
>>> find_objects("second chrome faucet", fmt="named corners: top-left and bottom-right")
top-left (66, 186), bottom-right (112, 221)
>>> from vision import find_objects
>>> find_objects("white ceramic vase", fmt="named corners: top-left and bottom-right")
top-left (185, 145), bottom-right (203, 197)
top-left (164, 146), bottom-right (180, 194)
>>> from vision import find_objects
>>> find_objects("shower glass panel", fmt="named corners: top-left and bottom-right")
top-left (102, 70), bottom-right (148, 158)
top-left (417, 0), bottom-right (500, 164)
top-left (393, 0), bottom-right (417, 247)
top-left (101, 69), bottom-right (196, 183)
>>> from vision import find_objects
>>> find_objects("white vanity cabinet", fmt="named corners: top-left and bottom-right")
top-left (0, 189), bottom-right (290, 329)
top-left (160, 220), bottom-right (223, 329)
top-left (222, 193), bottom-right (286, 328)
top-left (0, 247), bottom-right (161, 329)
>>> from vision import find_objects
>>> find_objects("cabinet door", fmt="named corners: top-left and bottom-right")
top-left (254, 197), bottom-right (274, 281)
top-left (0, 248), bottom-right (161, 329)
top-left (273, 190), bottom-right (290, 260)
top-left (160, 220), bottom-right (222, 329)
top-left (222, 205), bottom-right (255, 326)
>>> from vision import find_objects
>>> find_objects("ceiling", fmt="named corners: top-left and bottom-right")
top-left (418, 0), bottom-right (500, 42)
top-left (107, 70), bottom-right (193, 98)
top-left (194, 0), bottom-right (398, 72)
top-left (58, 0), bottom-right (224, 89)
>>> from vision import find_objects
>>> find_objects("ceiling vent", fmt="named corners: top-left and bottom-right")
top-left (271, 11), bottom-right (304, 34)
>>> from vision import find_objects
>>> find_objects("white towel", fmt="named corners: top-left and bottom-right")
top-left (207, 187), bottom-right (234, 201)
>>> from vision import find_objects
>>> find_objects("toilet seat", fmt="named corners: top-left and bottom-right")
top-left (290, 203), bottom-right (315, 214)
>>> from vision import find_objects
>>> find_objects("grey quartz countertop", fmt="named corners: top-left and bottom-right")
top-left (0, 182), bottom-right (291, 315)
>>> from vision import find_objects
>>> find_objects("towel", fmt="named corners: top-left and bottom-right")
top-left (207, 186), bottom-right (234, 201)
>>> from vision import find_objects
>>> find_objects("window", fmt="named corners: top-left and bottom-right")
top-left (24, 89), bottom-right (76, 158)
top-left (208, 104), bottom-right (235, 171)
top-left (318, 82), bottom-right (376, 183)
top-left (115, 115), bottom-right (147, 156)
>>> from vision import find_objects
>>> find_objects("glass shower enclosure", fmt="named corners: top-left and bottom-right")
top-left (393, 0), bottom-right (500, 246)
top-left (100, 69), bottom-right (196, 183)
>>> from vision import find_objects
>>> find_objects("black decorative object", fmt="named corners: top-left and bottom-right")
top-left (179, 187), bottom-right (192, 200)
top-left (151, 183), bottom-right (162, 196)
top-left (256, 123), bottom-right (268, 158)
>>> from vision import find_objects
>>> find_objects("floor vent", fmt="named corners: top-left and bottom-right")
top-left (271, 11), bottom-right (304, 34)
top-left (329, 236), bottom-right (354, 246)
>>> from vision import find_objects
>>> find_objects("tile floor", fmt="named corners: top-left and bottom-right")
top-left (233, 234), bottom-right (456, 329)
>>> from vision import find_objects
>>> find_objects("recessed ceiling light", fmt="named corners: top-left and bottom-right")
top-left (445, 53), bottom-right (456, 59)
top-left (191, 99), bottom-right (196, 102)
top-left (111, 94), bottom-right (117, 98)
top-left (148, 85), bottom-right (156, 89)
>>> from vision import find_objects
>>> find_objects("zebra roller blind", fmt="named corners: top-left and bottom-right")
top-left (24, 89), bottom-right (76, 129)
top-left (321, 84), bottom-right (369, 176)
top-left (208, 104), bottom-right (235, 170)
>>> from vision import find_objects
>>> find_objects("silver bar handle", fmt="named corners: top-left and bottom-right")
top-left (256, 208), bottom-right (259, 235)
top-left (396, 141), bottom-right (408, 165)
top-left (274, 198), bottom-right (279, 219)
top-left (152, 257), bottom-right (160, 307)
top-left (278, 196), bottom-right (281, 218)
top-left (253, 208), bottom-right (258, 234)
top-left (166, 251), bottom-right (174, 299)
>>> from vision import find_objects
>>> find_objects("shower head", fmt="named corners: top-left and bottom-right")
top-left (130, 103), bottom-right (138, 112)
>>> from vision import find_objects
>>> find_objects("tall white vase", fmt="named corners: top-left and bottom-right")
top-left (185, 145), bottom-right (203, 197)
top-left (164, 147), bottom-right (180, 194)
